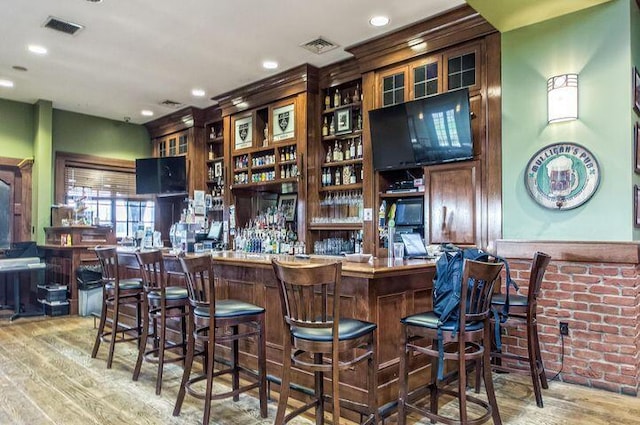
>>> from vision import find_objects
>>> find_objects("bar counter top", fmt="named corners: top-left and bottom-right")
top-left (205, 250), bottom-right (436, 278)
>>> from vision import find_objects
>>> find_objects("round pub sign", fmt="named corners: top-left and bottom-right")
top-left (525, 142), bottom-right (600, 210)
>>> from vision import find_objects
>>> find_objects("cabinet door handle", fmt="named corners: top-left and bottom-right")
top-left (441, 206), bottom-right (447, 230)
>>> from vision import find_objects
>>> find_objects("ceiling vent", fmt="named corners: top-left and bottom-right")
top-left (43, 16), bottom-right (84, 36)
top-left (300, 37), bottom-right (339, 55)
top-left (159, 99), bottom-right (185, 109)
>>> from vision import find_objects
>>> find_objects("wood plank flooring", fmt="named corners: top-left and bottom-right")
top-left (0, 316), bottom-right (639, 424)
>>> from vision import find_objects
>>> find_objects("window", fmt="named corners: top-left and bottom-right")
top-left (448, 52), bottom-right (475, 90)
top-left (414, 62), bottom-right (439, 99)
top-left (382, 73), bottom-right (405, 107)
top-left (57, 153), bottom-right (154, 240)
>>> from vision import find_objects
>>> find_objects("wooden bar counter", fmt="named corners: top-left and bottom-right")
top-left (206, 251), bottom-right (436, 413)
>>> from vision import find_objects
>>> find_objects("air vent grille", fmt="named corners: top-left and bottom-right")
top-left (300, 37), bottom-right (339, 55)
top-left (43, 16), bottom-right (84, 35)
top-left (159, 99), bottom-right (185, 109)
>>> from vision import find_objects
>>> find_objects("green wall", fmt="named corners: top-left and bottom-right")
top-left (502, 0), bottom-right (634, 240)
top-left (53, 109), bottom-right (150, 160)
top-left (0, 98), bottom-right (35, 159)
top-left (0, 99), bottom-right (151, 241)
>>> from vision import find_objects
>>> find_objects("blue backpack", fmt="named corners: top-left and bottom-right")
top-left (432, 247), bottom-right (516, 379)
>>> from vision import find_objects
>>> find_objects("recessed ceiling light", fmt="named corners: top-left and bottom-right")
top-left (369, 16), bottom-right (390, 27)
top-left (191, 88), bottom-right (206, 97)
top-left (0, 79), bottom-right (15, 88)
top-left (86, 0), bottom-right (103, 3)
top-left (141, 110), bottom-right (154, 117)
top-left (28, 45), bottom-right (48, 55)
top-left (262, 60), bottom-right (278, 70)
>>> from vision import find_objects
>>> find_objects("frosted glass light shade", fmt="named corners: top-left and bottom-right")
top-left (547, 74), bottom-right (578, 123)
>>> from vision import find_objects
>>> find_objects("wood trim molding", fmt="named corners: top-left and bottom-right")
top-left (496, 239), bottom-right (640, 264)
top-left (211, 64), bottom-right (319, 116)
top-left (144, 106), bottom-right (205, 139)
top-left (345, 5), bottom-right (496, 74)
top-left (318, 58), bottom-right (361, 89)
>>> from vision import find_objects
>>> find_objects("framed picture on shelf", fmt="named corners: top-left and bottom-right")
top-left (233, 114), bottom-right (253, 151)
top-left (634, 67), bottom-right (640, 114)
top-left (272, 103), bottom-right (295, 142)
top-left (214, 160), bottom-right (223, 177)
top-left (635, 185), bottom-right (640, 228)
top-left (277, 193), bottom-right (297, 222)
top-left (334, 106), bottom-right (352, 135)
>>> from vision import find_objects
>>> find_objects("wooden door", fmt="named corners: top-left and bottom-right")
top-left (0, 170), bottom-right (16, 248)
top-left (425, 161), bottom-right (480, 246)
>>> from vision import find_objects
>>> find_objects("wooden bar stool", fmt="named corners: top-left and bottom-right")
top-left (173, 254), bottom-right (267, 425)
top-left (398, 259), bottom-right (504, 425)
top-left (491, 251), bottom-right (551, 408)
top-left (91, 246), bottom-right (144, 369)
top-left (271, 259), bottom-right (378, 425)
top-left (132, 249), bottom-right (189, 395)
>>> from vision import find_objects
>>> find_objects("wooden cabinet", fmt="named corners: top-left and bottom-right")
top-left (308, 79), bottom-right (365, 255)
top-left (424, 161), bottom-right (480, 245)
top-left (229, 98), bottom-right (300, 188)
top-left (145, 107), bottom-right (207, 197)
top-left (205, 120), bottom-right (225, 223)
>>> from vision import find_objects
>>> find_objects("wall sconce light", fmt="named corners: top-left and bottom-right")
top-left (547, 74), bottom-right (578, 123)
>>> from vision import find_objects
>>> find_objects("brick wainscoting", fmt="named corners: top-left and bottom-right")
top-left (496, 240), bottom-right (640, 396)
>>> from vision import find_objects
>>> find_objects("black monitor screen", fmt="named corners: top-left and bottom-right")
top-left (395, 199), bottom-right (423, 227)
top-left (136, 156), bottom-right (187, 195)
top-left (369, 104), bottom-right (417, 171)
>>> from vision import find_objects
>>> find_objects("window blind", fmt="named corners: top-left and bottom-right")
top-left (64, 166), bottom-right (136, 198)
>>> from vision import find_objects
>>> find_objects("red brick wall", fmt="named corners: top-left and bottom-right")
top-left (499, 258), bottom-right (640, 395)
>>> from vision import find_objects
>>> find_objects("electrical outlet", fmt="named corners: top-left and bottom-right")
top-left (559, 322), bottom-right (569, 336)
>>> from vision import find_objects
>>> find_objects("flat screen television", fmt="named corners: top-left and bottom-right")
top-left (135, 156), bottom-right (187, 195)
top-left (369, 88), bottom-right (474, 170)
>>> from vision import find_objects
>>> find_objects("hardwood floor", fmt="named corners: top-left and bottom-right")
top-left (0, 316), bottom-right (639, 424)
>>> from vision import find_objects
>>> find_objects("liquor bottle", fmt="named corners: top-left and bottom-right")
top-left (208, 144), bottom-right (214, 160)
top-left (353, 83), bottom-right (360, 103)
top-left (357, 112), bottom-right (363, 130)
top-left (345, 141), bottom-right (351, 160)
top-left (280, 148), bottom-right (285, 162)
top-left (350, 166), bottom-right (356, 184)
top-left (333, 141), bottom-right (339, 162)
top-left (329, 117), bottom-right (335, 135)
top-left (349, 139), bottom-right (356, 159)
top-left (324, 94), bottom-right (331, 110)
top-left (356, 137), bottom-right (363, 158)
top-left (334, 89), bottom-right (341, 108)
top-left (334, 167), bottom-right (341, 186)
top-left (285, 147), bottom-right (291, 161)
top-left (326, 146), bottom-right (332, 163)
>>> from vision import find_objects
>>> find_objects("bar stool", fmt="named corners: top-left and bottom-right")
top-left (271, 259), bottom-right (378, 425)
top-left (91, 246), bottom-right (144, 369)
top-left (132, 249), bottom-right (189, 395)
top-left (491, 251), bottom-right (551, 408)
top-left (174, 255), bottom-right (267, 425)
top-left (398, 259), bottom-right (504, 425)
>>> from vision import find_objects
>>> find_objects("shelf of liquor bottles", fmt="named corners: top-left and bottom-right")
top-left (232, 142), bottom-right (298, 186)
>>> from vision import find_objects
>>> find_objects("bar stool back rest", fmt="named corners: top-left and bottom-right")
top-left (272, 259), bottom-right (378, 425)
top-left (136, 250), bottom-right (166, 293)
top-left (180, 254), bottom-right (213, 311)
top-left (491, 251), bottom-right (551, 408)
top-left (91, 246), bottom-right (143, 369)
top-left (273, 260), bottom-right (341, 342)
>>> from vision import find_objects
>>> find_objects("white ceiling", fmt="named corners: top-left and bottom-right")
top-left (0, 0), bottom-right (465, 125)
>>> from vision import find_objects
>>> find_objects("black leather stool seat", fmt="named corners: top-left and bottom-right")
top-left (105, 278), bottom-right (142, 291)
top-left (401, 311), bottom-right (483, 332)
top-left (491, 293), bottom-right (528, 307)
top-left (147, 286), bottom-right (188, 300)
top-left (194, 299), bottom-right (265, 318)
top-left (292, 318), bottom-right (376, 342)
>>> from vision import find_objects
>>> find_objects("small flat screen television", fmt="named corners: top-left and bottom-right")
top-left (369, 88), bottom-right (473, 170)
top-left (135, 156), bottom-right (187, 195)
